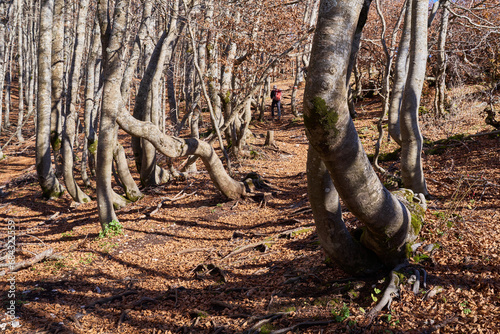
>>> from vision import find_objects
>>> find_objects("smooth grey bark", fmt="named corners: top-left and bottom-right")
top-left (36, 0), bottom-right (65, 199)
top-left (96, 0), bottom-right (130, 228)
top-left (62, 0), bottom-right (91, 203)
top-left (434, 0), bottom-right (450, 117)
top-left (400, 0), bottom-right (429, 196)
top-left (388, 0), bottom-right (412, 145)
top-left (50, 0), bottom-right (65, 175)
top-left (304, 0), bottom-right (421, 271)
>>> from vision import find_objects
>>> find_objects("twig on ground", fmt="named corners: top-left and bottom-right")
top-left (85, 290), bottom-right (137, 309)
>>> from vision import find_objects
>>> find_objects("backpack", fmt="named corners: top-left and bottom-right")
top-left (274, 90), bottom-right (282, 101)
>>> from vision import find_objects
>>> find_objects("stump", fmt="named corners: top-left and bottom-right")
top-left (264, 130), bottom-right (277, 147)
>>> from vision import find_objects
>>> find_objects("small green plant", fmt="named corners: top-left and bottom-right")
top-left (373, 288), bottom-right (381, 294)
top-left (260, 323), bottom-right (274, 334)
top-left (80, 253), bottom-right (95, 265)
top-left (61, 230), bottom-right (74, 239)
top-left (371, 293), bottom-right (378, 302)
top-left (99, 220), bottom-right (123, 238)
top-left (463, 308), bottom-right (472, 315)
top-left (331, 303), bottom-right (350, 322)
top-left (100, 241), bottom-right (118, 253)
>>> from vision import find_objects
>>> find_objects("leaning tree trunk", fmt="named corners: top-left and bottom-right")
top-left (35, 0), bottom-right (65, 199)
top-left (400, 0), bottom-right (429, 197)
top-left (303, 0), bottom-right (424, 273)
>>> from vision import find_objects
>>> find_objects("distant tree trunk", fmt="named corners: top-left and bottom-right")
top-left (373, 0), bottom-right (405, 169)
top-left (15, 0), bottom-right (24, 143)
top-left (400, 0), bottom-right (429, 196)
top-left (388, 0), bottom-right (412, 145)
top-left (0, 2), bottom-right (9, 135)
top-left (304, 0), bottom-right (423, 273)
top-left (62, 0), bottom-right (91, 203)
top-left (36, 0), bottom-right (65, 199)
top-left (434, 0), bottom-right (449, 117)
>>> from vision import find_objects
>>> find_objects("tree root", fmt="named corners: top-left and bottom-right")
top-left (363, 271), bottom-right (400, 325)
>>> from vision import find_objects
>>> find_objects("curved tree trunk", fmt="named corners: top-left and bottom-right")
top-left (304, 0), bottom-right (422, 272)
top-left (400, 0), bottom-right (429, 196)
top-left (117, 107), bottom-right (246, 200)
top-left (36, 0), bottom-right (65, 199)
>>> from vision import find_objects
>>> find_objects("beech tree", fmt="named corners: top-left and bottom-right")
top-left (35, 0), bottom-right (65, 199)
top-left (304, 0), bottom-right (426, 275)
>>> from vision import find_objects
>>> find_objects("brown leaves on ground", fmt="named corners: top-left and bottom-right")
top-left (0, 92), bottom-right (499, 333)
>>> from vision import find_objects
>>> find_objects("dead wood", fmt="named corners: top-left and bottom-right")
top-left (221, 241), bottom-right (273, 260)
top-left (85, 290), bottom-right (138, 309)
top-left (0, 248), bottom-right (54, 276)
top-left (270, 320), bottom-right (334, 334)
top-left (168, 247), bottom-right (215, 256)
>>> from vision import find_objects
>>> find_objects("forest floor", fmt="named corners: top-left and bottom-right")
top-left (0, 82), bottom-right (499, 333)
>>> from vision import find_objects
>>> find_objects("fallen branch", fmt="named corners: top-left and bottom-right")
top-left (270, 320), bottom-right (334, 334)
top-left (0, 248), bottom-right (54, 276)
top-left (221, 241), bottom-right (273, 260)
top-left (85, 290), bottom-right (137, 309)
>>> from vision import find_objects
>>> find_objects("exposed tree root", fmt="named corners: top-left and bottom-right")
top-left (364, 271), bottom-right (400, 325)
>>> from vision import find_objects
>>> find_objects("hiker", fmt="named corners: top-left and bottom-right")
top-left (270, 85), bottom-right (282, 120)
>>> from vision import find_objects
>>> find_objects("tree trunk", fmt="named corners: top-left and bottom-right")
top-left (96, 0), bottom-right (130, 228)
top-left (62, 0), bottom-right (91, 203)
top-left (36, 0), bottom-right (65, 199)
top-left (51, 0), bottom-right (65, 176)
top-left (388, 0), bottom-right (412, 145)
top-left (15, 0), bottom-right (24, 143)
top-left (434, 0), bottom-right (449, 117)
top-left (400, 0), bottom-right (429, 196)
top-left (303, 0), bottom-right (423, 273)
